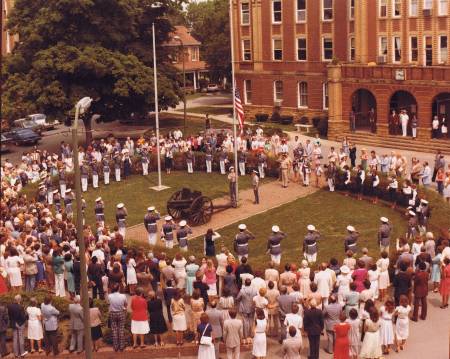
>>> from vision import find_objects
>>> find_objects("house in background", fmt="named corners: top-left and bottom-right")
top-left (166, 25), bottom-right (209, 91)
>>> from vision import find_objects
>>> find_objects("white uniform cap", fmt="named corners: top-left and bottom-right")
top-left (96, 197), bottom-right (102, 202)
top-left (307, 224), bottom-right (316, 231)
top-left (179, 220), bottom-right (187, 227)
top-left (147, 206), bottom-right (155, 211)
top-left (53, 189), bottom-right (59, 194)
top-left (272, 225), bottom-right (280, 233)
top-left (116, 203), bottom-right (124, 209)
top-left (238, 223), bottom-right (247, 230)
top-left (421, 199), bottom-right (429, 204)
top-left (340, 265), bottom-right (350, 274)
top-left (65, 188), bottom-right (72, 193)
top-left (409, 210), bottom-right (416, 216)
top-left (165, 216), bottom-right (172, 221)
top-left (229, 166), bottom-right (234, 170)
top-left (380, 217), bottom-right (389, 223)
top-left (346, 225), bottom-right (355, 232)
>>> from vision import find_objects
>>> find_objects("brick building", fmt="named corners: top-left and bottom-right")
top-left (232, 0), bottom-right (450, 151)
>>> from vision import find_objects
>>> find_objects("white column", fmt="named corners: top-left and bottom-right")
top-left (193, 71), bottom-right (197, 90)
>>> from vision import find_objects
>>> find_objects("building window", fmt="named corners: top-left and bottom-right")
top-left (272, 0), bottom-right (282, 23)
top-left (423, 0), bottom-right (433, 9)
top-left (425, 36), bottom-right (433, 66)
top-left (244, 80), bottom-right (252, 104)
top-left (409, 0), bottom-right (418, 16)
top-left (296, 0), bottom-right (306, 22)
top-left (191, 47), bottom-right (198, 61)
top-left (297, 37), bottom-right (307, 61)
top-left (439, 0), bottom-right (448, 15)
top-left (298, 82), bottom-right (308, 108)
top-left (349, 37), bottom-right (355, 61)
top-left (274, 80), bottom-right (283, 102)
top-left (323, 37), bottom-right (333, 61)
top-left (393, 36), bottom-right (402, 62)
top-left (242, 39), bottom-right (252, 61)
top-left (349, 0), bottom-right (355, 19)
top-left (379, 0), bottom-right (387, 17)
top-left (393, 0), bottom-right (401, 17)
top-left (323, 82), bottom-right (329, 110)
top-left (323, 0), bottom-right (333, 20)
top-left (273, 39), bottom-right (283, 60)
top-left (241, 3), bottom-right (250, 25)
top-left (379, 36), bottom-right (388, 57)
top-left (410, 36), bottom-right (418, 61)
top-left (439, 35), bottom-right (448, 63)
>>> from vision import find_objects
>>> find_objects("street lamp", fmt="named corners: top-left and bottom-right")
top-left (173, 35), bottom-right (187, 135)
top-left (71, 96), bottom-right (93, 359)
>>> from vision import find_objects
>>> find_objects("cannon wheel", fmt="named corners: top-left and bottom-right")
top-left (167, 190), bottom-right (184, 219)
top-left (189, 196), bottom-right (213, 225)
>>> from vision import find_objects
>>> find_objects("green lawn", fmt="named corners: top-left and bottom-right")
top-left (155, 115), bottom-right (230, 135)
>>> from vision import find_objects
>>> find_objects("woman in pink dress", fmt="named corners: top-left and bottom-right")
top-left (440, 258), bottom-right (450, 308)
top-left (203, 259), bottom-right (217, 297)
top-left (352, 260), bottom-right (368, 292)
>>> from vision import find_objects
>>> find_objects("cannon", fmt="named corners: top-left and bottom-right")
top-left (166, 188), bottom-right (231, 226)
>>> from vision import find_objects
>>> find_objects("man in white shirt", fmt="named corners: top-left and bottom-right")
top-left (314, 263), bottom-right (333, 307)
top-left (421, 161), bottom-right (432, 187)
top-left (400, 109), bottom-right (409, 136)
top-left (91, 243), bottom-right (105, 264)
top-left (284, 303), bottom-right (303, 342)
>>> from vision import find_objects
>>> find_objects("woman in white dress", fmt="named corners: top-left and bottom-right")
top-left (376, 252), bottom-right (390, 301)
top-left (443, 171), bottom-right (450, 203)
top-left (368, 264), bottom-right (380, 300)
top-left (126, 252), bottom-right (137, 295)
top-left (5, 248), bottom-right (24, 290)
top-left (394, 295), bottom-right (411, 351)
top-left (379, 300), bottom-right (395, 355)
top-left (172, 253), bottom-right (187, 291)
top-left (411, 237), bottom-right (423, 263)
top-left (26, 298), bottom-right (43, 353)
top-left (298, 260), bottom-right (311, 297)
top-left (252, 308), bottom-right (267, 359)
top-left (336, 265), bottom-right (352, 304)
top-left (359, 310), bottom-right (382, 359)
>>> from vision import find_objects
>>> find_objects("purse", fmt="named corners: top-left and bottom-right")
top-left (199, 324), bottom-right (212, 346)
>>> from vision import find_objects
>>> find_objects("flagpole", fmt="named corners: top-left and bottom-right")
top-left (229, 0), bottom-right (239, 203)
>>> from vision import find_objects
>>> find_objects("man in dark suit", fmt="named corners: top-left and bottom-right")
top-left (412, 262), bottom-right (429, 321)
top-left (303, 299), bottom-right (324, 359)
top-left (7, 295), bottom-right (28, 357)
top-left (163, 280), bottom-right (177, 323)
top-left (393, 262), bottom-right (412, 306)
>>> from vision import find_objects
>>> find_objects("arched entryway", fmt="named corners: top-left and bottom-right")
top-left (389, 91), bottom-right (417, 136)
top-left (432, 92), bottom-right (450, 139)
top-left (351, 89), bottom-right (377, 132)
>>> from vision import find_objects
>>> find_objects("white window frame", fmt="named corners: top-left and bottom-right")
top-left (349, 0), bottom-right (355, 19)
top-left (379, 0), bottom-right (387, 17)
top-left (323, 82), bottom-right (329, 110)
top-left (298, 82), bottom-right (308, 108)
top-left (409, 0), bottom-right (418, 16)
top-left (439, 0), bottom-right (448, 15)
top-left (272, 0), bottom-right (282, 24)
top-left (423, 0), bottom-right (433, 9)
top-left (409, 36), bottom-right (418, 62)
top-left (379, 36), bottom-right (388, 57)
top-left (424, 35), bottom-right (433, 66)
top-left (393, 0), bottom-right (402, 17)
top-left (241, 2), bottom-right (250, 25)
top-left (242, 39), bottom-right (252, 61)
top-left (322, 0), bottom-right (333, 21)
top-left (349, 37), bottom-right (355, 61)
top-left (439, 35), bottom-right (448, 64)
top-left (322, 37), bottom-right (333, 61)
top-left (296, 37), bottom-right (307, 61)
top-left (296, 0), bottom-right (307, 23)
top-left (191, 47), bottom-right (198, 62)
top-left (244, 79), bottom-right (252, 104)
top-left (393, 36), bottom-right (402, 63)
top-left (272, 38), bottom-right (283, 60)
top-left (273, 80), bottom-right (283, 102)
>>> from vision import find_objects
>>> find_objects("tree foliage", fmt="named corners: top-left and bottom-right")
top-left (1, 0), bottom-right (182, 140)
top-left (187, 0), bottom-right (230, 82)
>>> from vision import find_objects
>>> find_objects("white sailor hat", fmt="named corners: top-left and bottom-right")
top-left (307, 224), bottom-right (316, 231)
top-left (95, 197), bottom-right (102, 202)
top-left (65, 188), bottom-right (72, 193)
top-left (380, 217), bottom-right (389, 223)
top-left (340, 265), bottom-right (350, 274)
top-left (53, 189), bottom-right (59, 194)
top-left (116, 203), bottom-right (124, 209)
top-left (165, 215), bottom-right (172, 221)
top-left (346, 225), bottom-right (355, 232)
top-left (229, 166), bottom-right (234, 171)
top-left (272, 225), bottom-right (280, 233)
top-left (238, 223), bottom-right (247, 230)
top-left (409, 210), bottom-right (416, 216)
top-left (179, 220), bottom-right (187, 227)
top-left (147, 206), bottom-right (155, 211)
top-left (421, 199), bottom-right (429, 205)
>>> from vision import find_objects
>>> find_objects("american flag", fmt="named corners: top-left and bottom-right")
top-left (234, 86), bottom-right (245, 132)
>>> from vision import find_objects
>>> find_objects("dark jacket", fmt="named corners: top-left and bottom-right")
top-left (303, 307), bottom-right (324, 336)
top-left (413, 270), bottom-right (429, 297)
top-left (7, 303), bottom-right (27, 328)
top-left (393, 271), bottom-right (411, 298)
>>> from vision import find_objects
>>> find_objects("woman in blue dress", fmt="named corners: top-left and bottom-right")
top-left (185, 256), bottom-right (200, 296)
top-left (64, 253), bottom-right (75, 299)
top-left (431, 248), bottom-right (442, 292)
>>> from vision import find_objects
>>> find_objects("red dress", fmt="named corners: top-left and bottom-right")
top-left (334, 322), bottom-right (350, 359)
top-left (440, 264), bottom-right (450, 295)
top-left (352, 268), bottom-right (368, 292)
top-left (0, 275), bottom-right (7, 295)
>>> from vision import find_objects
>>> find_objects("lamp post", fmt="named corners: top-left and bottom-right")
top-left (173, 35), bottom-right (187, 135)
top-left (71, 96), bottom-right (93, 359)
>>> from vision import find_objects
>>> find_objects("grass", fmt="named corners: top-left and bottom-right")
top-left (187, 106), bottom-right (233, 116)
top-left (155, 115), bottom-right (231, 135)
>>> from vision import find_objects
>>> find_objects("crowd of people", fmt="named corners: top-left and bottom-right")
top-left (1, 126), bottom-right (450, 359)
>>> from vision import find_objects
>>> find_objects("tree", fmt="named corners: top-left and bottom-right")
top-left (187, 0), bottom-right (231, 83)
top-left (1, 0), bottom-right (182, 144)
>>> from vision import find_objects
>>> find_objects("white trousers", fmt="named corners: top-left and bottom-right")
top-left (81, 177), bottom-right (88, 192)
top-left (220, 161), bottom-right (226, 174)
top-left (115, 169), bottom-right (121, 182)
top-left (401, 119), bottom-right (408, 136)
top-left (104, 172), bottom-right (110, 185)
top-left (60, 184), bottom-right (66, 196)
top-left (148, 232), bottom-right (157, 246)
top-left (165, 240), bottom-right (174, 249)
top-left (258, 164), bottom-right (265, 178)
top-left (118, 226), bottom-right (126, 238)
top-left (54, 273), bottom-right (65, 297)
top-left (412, 128), bottom-right (417, 138)
top-left (92, 174), bottom-right (99, 188)
top-left (239, 162), bottom-right (245, 176)
top-left (206, 160), bottom-right (212, 173)
top-left (142, 162), bottom-right (149, 175)
top-left (303, 173), bottom-right (310, 186)
top-left (327, 178), bottom-right (335, 192)
top-left (304, 252), bottom-right (317, 263)
top-left (187, 162), bottom-right (193, 173)
top-left (271, 254), bottom-right (281, 265)
top-left (47, 192), bottom-right (53, 205)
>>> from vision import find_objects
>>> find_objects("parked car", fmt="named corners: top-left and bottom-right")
top-left (28, 113), bottom-right (59, 130)
top-left (13, 118), bottom-right (43, 134)
top-left (0, 134), bottom-right (11, 153)
top-left (4, 128), bottom-right (41, 146)
top-left (206, 83), bottom-right (220, 93)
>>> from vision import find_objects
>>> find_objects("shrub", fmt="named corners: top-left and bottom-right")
top-left (317, 117), bottom-right (328, 137)
top-left (255, 113), bottom-right (269, 122)
top-left (312, 117), bottom-right (321, 128)
top-left (280, 115), bottom-right (294, 125)
top-left (299, 116), bottom-right (309, 125)
top-left (270, 111), bottom-right (281, 123)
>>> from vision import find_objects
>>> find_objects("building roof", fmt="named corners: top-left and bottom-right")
top-left (165, 25), bottom-right (201, 47)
